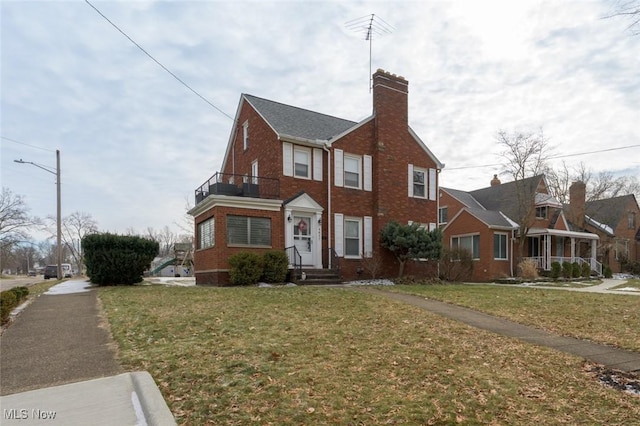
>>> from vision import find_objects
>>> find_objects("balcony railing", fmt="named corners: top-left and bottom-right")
top-left (195, 172), bottom-right (280, 205)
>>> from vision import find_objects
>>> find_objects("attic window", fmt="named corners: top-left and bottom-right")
top-left (535, 206), bottom-right (548, 219)
top-left (629, 212), bottom-right (636, 229)
top-left (242, 121), bottom-right (249, 150)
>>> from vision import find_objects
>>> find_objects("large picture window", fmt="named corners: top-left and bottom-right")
top-left (452, 234), bottom-right (480, 259)
top-left (198, 218), bottom-right (214, 249)
top-left (493, 233), bottom-right (507, 260)
top-left (227, 215), bottom-right (271, 246)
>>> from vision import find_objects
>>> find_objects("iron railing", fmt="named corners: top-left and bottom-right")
top-left (524, 256), bottom-right (602, 276)
top-left (285, 246), bottom-right (302, 282)
top-left (195, 172), bottom-right (280, 205)
top-left (323, 247), bottom-right (340, 273)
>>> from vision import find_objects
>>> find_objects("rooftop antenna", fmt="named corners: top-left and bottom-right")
top-left (345, 14), bottom-right (395, 92)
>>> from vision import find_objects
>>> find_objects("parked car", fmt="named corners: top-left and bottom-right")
top-left (43, 265), bottom-right (58, 280)
top-left (28, 270), bottom-right (37, 276)
top-left (61, 263), bottom-right (72, 278)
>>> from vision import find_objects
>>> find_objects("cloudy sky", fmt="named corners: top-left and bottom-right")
top-left (2, 0), bottom-right (638, 240)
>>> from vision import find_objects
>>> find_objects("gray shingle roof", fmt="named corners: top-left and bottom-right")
top-left (585, 194), bottom-right (637, 229)
top-left (466, 208), bottom-right (516, 229)
top-left (244, 94), bottom-right (357, 141)
top-left (441, 187), bottom-right (485, 210)
top-left (469, 175), bottom-right (544, 221)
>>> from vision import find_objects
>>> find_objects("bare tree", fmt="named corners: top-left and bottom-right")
top-left (47, 211), bottom-right (98, 273)
top-left (497, 129), bottom-right (551, 263)
top-left (0, 187), bottom-right (40, 251)
top-left (605, 0), bottom-right (640, 35)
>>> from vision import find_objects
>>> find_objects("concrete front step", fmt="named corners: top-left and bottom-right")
top-left (296, 269), bottom-right (342, 285)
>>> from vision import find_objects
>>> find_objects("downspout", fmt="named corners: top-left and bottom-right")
top-left (323, 142), bottom-right (332, 268)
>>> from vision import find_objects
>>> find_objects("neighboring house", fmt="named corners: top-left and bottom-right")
top-left (581, 194), bottom-right (640, 272)
top-left (440, 175), bottom-right (601, 282)
top-left (188, 69), bottom-right (444, 285)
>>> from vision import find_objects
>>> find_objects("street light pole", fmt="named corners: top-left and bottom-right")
top-left (14, 150), bottom-right (62, 279)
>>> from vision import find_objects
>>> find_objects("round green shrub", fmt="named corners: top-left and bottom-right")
top-left (572, 262), bottom-right (581, 278)
top-left (261, 251), bottom-right (289, 283)
top-left (581, 262), bottom-right (591, 278)
top-left (562, 261), bottom-right (572, 278)
top-left (550, 261), bottom-right (561, 280)
top-left (604, 265), bottom-right (613, 278)
top-left (228, 252), bottom-right (263, 286)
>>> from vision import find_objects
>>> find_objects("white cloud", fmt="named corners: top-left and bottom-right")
top-left (1, 0), bottom-right (638, 240)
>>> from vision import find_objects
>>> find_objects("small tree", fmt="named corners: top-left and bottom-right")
top-left (380, 221), bottom-right (442, 278)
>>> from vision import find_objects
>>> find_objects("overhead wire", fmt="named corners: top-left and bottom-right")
top-left (1, 136), bottom-right (55, 152)
top-left (84, 0), bottom-right (234, 120)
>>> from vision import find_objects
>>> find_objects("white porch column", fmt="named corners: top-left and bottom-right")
top-left (314, 212), bottom-right (323, 268)
top-left (284, 208), bottom-right (293, 250)
top-left (591, 240), bottom-right (597, 269)
top-left (545, 235), bottom-right (552, 270)
top-left (570, 238), bottom-right (576, 262)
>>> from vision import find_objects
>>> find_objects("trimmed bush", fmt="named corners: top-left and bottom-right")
top-left (261, 251), bottom-right (289, 283)
top-left (572, 262), bottom-right (581, 278)
top-left (1, 290), bottom-right (18, 323)
top-left (83, 233), bottom-right (159, 285)
top-left (10, 286), bottom-right (29, 300)
top-left (228, 252), bottom-right (263, 286)
top-left (439, 247), bottom-right (473, 282)
top-left (550, 261), bottom-right (561, 280)
top-left (581, 262), bottom-right (591, 278)
top-left (562, 261), bottom-right (572, 279)
top-left (604, 265), bottom-right (613, 278)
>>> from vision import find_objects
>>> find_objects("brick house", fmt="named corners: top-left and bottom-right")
top-left (188, 69), bottom-right (444, 285)
top-left (581, 194), bottom-right (640, 272)
top-left (440, 175), bottom-right (601, 282)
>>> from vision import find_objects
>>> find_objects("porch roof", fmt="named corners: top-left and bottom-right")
top-left (528, 227), bottom-right (599, 240)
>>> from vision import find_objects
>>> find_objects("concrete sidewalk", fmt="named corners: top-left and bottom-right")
top-left (0, 280), bottom-right (175, 425)
top-left (353, 287), bottom-right (640, 373)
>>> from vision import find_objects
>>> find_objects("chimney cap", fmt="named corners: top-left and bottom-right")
top-left (490, 174), bottom-right (501, 186)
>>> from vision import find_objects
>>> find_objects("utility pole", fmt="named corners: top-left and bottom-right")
top-left (14, 149), bottom-right (62, 279)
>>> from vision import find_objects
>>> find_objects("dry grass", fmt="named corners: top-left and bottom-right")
top-left (100, 285), bottom-right (640, 425)
top-left (391, 284), bottom-right (640, 352)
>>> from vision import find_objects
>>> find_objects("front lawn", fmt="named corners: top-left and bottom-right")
top-left (390, 284), bottom-right (640, 352)
top-left (100, 286), bottom-right (640, 425)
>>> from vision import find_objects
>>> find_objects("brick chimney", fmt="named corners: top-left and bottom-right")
top-left (373, 69), bottom-right (408, 134)
top-left (569, 181), bottom-right (586, 228)
top-left (490, 174), bottom-right (501, 186)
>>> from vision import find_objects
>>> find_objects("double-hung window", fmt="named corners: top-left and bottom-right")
top-left (535, 206), bottom-right (548, 219)
top-left (294, 148), bottom-right (311, 179)
top-left (344, 155), bottom-right (361, 189)
top-left (344, 218), bottom-right (361, 257)
top-left (227, 215), bottom-right (271, 247)
top-left (493, 233), bottom-right (507, 260)
top-left (413, 169), bottom-right (426, 198)
top-left (438, 207), bottom-right (448, 224)
top-left (198, 218), bottom-right (214, 249)
top-left (452, 234), bottom-right (480, 259)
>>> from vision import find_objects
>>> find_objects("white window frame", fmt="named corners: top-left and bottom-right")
top-left (535, 206), bottom-right (548, 219)
top-left (439, 206), bottom-right (448, 224)
top-left (493, 232), bottom-right (508, 260)
top-left (293, 147), bottom-right (311, 179)
top-left (198, 218), bottom-right (214, 249)
top-left (251, 160), bottom-right (258, 185)
top-left (452, 234), bottom-right (480, 260)
top-left (412, 167), bottom-right (427, 199)
top-left (343, 155), bottom-right (361, 189)
top-left (344, 217), bottom-right (362, 258)
top-left (242, 120), bottom-right (249, 150)
top-left (227, 215), bottom-right (271, 247)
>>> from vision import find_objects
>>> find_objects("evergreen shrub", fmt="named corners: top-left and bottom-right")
top-left (581, 262), bottom-right (591, 278)
top-left (228, 252), bottom-right (263, 286)
top-left (83, 233), bottom-right (159, 285)
top-left (562, 261), bottom-right (572, 278)
top-left (1, 291), bottom-right (17, 323)
top-left (604, 265), bottom-right (613, 278)
top-left (261, 251), bottom-right (289, 283)
top-left (572, 262), bottom-right (581, 278)
top-left (550, 261), bottom-right (561, 280)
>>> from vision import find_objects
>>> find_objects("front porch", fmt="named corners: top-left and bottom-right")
top-left (524, 228), bottom-right (601, 276)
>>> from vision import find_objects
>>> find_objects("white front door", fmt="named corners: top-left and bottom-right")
top-left (293, 215), bottom-right (314, 266)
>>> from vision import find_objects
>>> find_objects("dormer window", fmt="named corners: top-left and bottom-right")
top-left (535, 206), bottom-right (548, 219)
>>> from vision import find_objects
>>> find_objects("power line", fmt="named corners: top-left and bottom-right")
top-left (445, 144), bottom-right (640, 171)
top-left (84, 0), bottom-right (234, 121)
top-left (1, 136), bottom-right (56, 152)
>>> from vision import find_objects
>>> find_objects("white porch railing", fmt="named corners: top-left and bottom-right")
top-left (523, 256), bottom-right (602, 276)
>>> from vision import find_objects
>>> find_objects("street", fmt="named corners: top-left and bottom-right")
top-left (0, 276), bottom-right (49, 292)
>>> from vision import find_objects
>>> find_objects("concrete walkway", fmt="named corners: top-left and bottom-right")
top-left (353, 287), bottom-right (640, 373)
top-left (0, 280), bottom-right (176, 425)
top-left (517, 278), bottom-right (640, 296)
